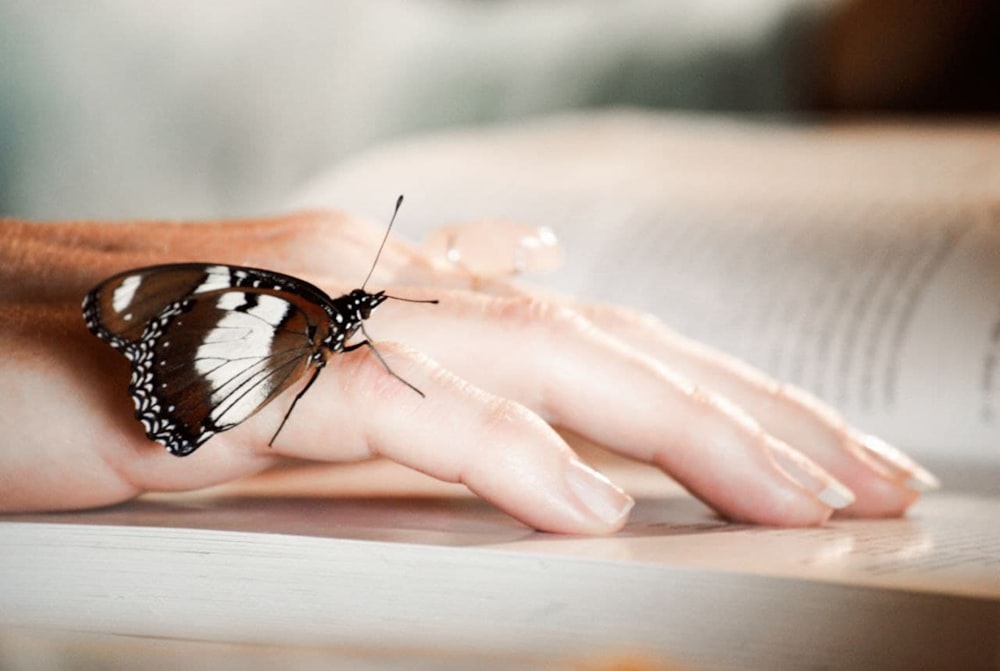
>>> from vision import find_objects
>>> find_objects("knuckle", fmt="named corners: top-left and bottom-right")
top-left (459, 395), bottom-right (540, 484)
top-left (477, 396), bottom-right (529, 437)
top-left (205, 212), bottom-right (351, 270)
top-left (253, 211), bottom-right (346, 249)
top-left (594, 302), bottom-right (659, 330)
top-left (487, 294), bottom-right (591, 338)
top-left (771, 380), bottom-right (847, 428)
top-left (271, 210), bottom-right (345, 236)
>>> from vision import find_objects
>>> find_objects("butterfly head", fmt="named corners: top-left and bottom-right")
top-left (348, 288), bottom-right (388, 321)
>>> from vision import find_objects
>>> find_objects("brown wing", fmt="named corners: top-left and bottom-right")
top-left (83, 265), bottom-right (228, 351)
top-left (83, 264), bottom-right (333, 455)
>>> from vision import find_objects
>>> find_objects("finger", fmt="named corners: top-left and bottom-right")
top-left (373, 258), bottom-right (926, 515)
top-left (234, 342), bottom-right (635, 535)
top-left (375, 292), bottom-right (856, 526)
top-left (572, 302), bottom-right (938, 517)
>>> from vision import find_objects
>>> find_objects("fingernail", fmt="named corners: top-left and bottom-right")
top-left (769, 443), bottom-right (856, 509)
top-left (565, 458), bottom-right (635, 527)
top-left (853, 432), bottom-right (941, 492)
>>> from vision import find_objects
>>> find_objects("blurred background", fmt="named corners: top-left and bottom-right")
top-left (1, 0), bottom-right (997, 221)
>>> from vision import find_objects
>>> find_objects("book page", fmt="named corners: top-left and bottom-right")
top-left (4, 503), bottom-right (996, 671)
top-left (495, 492), bottom-right (1000, 600)
top-left (3, 459), bottom-right (997, 600)
top-left (291, 111), bottom-right (1000, 466)
top-left (3, 458), bottom-right (996, 668)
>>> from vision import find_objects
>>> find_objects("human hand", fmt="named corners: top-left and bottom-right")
top-left (0, 210), bottom-right (938, 533)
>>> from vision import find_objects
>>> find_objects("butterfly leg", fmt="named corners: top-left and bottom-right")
top-left (268, 360), bottom-right (326, 447)
top-left (343, 328), bottom-right (425, 398)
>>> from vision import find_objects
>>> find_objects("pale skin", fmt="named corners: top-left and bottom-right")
top-left (0, 210), bottom-right (938, 533)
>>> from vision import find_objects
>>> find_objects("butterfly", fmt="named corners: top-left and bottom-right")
top-left (81, 196), bottom-right (436, 456)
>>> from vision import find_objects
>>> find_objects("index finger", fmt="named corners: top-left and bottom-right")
top-left (246, 342), bottom-right (636, 535)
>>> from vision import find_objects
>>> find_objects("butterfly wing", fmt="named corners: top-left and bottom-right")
top-left (82, 264), bottom-right (330, 348)
top-left (83, 264), bottom-right (333, 455)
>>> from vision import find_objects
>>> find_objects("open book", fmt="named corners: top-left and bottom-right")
top-left (295, 110), bottom-right (1000, 475)
top-left (3, 111), bottom-right (998, 670)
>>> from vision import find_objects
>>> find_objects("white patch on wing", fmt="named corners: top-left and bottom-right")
top-left (194, 266), bottom-right (235, 294)
top-left (112, 275), bottom-right (143, 313)
top-left (243, 293), bottom-right (293, 326)
top-left (214, 292), bottom-right (247, 311)
top-left (194, 293), bottom-right (295, 427)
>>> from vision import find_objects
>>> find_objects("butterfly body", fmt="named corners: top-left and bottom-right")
top-left (83, 263), bottom-right (390, 456)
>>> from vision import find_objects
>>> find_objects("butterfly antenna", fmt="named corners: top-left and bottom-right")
top-left (361, 194), bottom-right (404, 292)
top-left (384, 294), bottom-right (439, 305)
